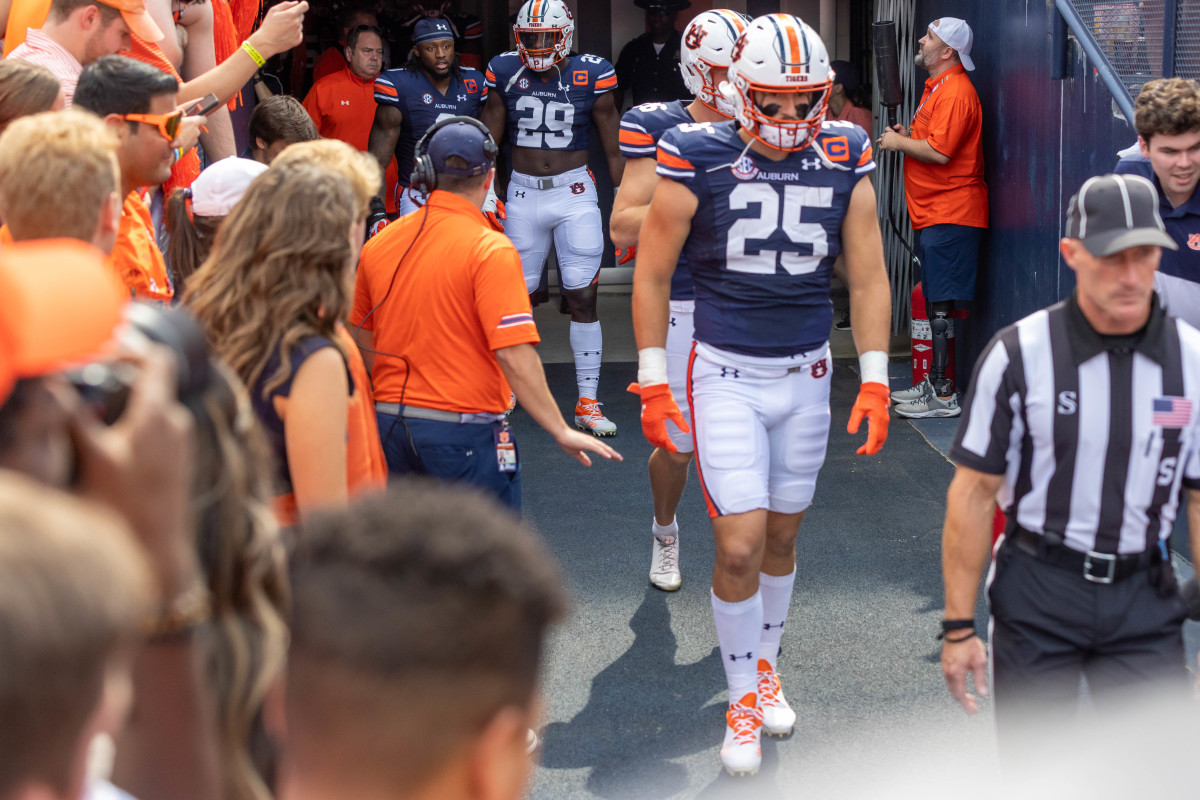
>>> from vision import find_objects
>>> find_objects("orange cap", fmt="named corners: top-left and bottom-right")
top-left (95, 0), bottom-right (164, 43)
top-left (0, 239), bottom-right (128, 404)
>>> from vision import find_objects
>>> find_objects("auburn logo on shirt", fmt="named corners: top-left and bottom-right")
top-left (1188, 233), bottom-right (1200, 250)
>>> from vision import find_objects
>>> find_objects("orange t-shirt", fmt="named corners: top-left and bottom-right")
top-left (904, 64), bottom-right (988, 230)
top-left (334, 324), bottom-right (387, 496)
top-left (351, 190), bottom-right (539, 414)
top-left (107, 192), bottom-right (173, 302)
top-left (301, 66), bottom-right (401, 213)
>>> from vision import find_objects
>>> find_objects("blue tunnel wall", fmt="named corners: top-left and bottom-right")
top-left (913, 0), bottom-right (1138, 372)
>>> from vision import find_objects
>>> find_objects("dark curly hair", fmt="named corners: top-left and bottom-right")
top-left (1135, 78), bottom-right (1200, 142)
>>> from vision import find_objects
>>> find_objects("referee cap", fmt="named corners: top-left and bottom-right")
top-left (0, 240), bottom-right (126, 404)
top-left (1066, 173), bottom-right (1178, 257)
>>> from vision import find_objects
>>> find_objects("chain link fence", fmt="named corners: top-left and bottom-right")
top-left (1070, 1), bottom-right (1200, 93)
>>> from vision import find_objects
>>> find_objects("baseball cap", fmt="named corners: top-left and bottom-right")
top-left (830, 60), bottom-right (861, 93)
top-left (1065, 173), bottom-right (1178, 257)
top-left (428, 118), bottom-right (497, 177)
top-left (412, 18), bottom-right (455, 45)
top-left (0, 240), bottom-right (127, 405)
top-left (190, 157), bottom-right (267, 217)
top-left (95, 0), bottom-right (164, 44)
top-left (930, 17), bottom-right (974, 71)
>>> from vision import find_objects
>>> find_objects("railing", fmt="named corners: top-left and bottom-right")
top-left (1054, 0), bottom-right (1138, 124)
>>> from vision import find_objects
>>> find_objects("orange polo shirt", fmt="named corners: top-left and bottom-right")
top-left (904, 64), bottom-right (988, 230)
top-left (107, 192), bottom-right (173, 302)
top-left (302, 65), bottom-right (401, 214)
top-left (351, 190), bottom-right (539, 414)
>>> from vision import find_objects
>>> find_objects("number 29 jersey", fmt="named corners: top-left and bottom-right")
top-left (656, 119), bottom-right (875, 358)
top-left (485, 51), bottom-right (617, 151)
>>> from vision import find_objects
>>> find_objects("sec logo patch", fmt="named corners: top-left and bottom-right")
top-left (518, 77), bottom-right (530, 90)
top-left (422, 93), bottom-right (433, 105)
top-left (731, 155), bottom-right (759, 181)
top-left (1189, 233), bottom-right (1200, 251)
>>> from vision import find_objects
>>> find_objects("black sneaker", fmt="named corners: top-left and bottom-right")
top-left (833, 311), bottom-right (851, 331)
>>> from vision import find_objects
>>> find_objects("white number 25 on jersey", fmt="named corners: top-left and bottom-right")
top-left (515, 96), bottom-right (575, 149)
top-left (726, 183), bottom-right (832, 275)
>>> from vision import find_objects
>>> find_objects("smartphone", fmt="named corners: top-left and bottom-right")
top-left (184, 93), bottom-right (221, 117)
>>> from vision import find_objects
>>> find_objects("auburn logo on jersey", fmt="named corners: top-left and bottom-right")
top-left (685, 24), bottom-right (708, 49)
top-left (1188, 233), bottom-right (1200, 251)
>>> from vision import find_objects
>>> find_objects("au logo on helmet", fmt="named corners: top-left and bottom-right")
top-left (685, 24), bottom-right (708, 50)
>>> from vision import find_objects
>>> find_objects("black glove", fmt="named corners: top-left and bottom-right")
top-left (367, 197), bottom-right (389, 239)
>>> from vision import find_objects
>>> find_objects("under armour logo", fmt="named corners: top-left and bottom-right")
top-left (340, 100), bottom-right (350, 106)
top-left (800, 157), bottom-right (822, 170)
top-left (514, 190), bottom-right (526, 198)
top-left (457, 94), bottom-right (467, 102)
top-left (763, 622), bottom-right (784, 631)
top-left (720, 367), bottom-right (739, 379)
top-left (669, 316), bottom-right (677, 327)
top-left (728, 652), bottom-right (753, 662)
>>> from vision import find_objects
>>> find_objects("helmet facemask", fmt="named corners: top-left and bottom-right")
top-left (730, 78), bottom-right (831, 152)
top-left (513, 25), bottom-right (570, 71)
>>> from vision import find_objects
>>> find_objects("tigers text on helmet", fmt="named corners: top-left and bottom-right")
top-left (514, 0), bottom-right (574, 72)
top-left (724, 14), bottom-right (832, 152)
top-left (680, 9), bottom-right (750, 118)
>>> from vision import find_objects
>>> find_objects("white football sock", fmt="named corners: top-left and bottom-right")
top-left (712, 589), bottom-right (762, 701)
top-left (570, 320), bottom-right (602, 400)
top-left (652, 517), bottom-right (678, 543)
top-left (758, 569), bottom-right (796, 670)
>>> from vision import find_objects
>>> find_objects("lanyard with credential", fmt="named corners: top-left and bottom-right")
top-left (913, 73), bottom-right (952, 121)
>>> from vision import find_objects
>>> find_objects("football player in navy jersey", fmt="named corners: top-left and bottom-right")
top-left (632, 14), bottom-right (893, 776)
top-left (611, 8), bottom-right (748, 594)
top-left (367, 18), bottom-right (488, 220)
top-left (481, 0), bottom-right (625, 436)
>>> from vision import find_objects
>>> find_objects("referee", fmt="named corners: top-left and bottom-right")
top-left (940, 174), bottom-right (1199, 750)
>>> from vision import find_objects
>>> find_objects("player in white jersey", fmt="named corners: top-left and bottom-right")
top-left (611, 8), bottom-right (748, 592)
top-left (481, 0), bottom-right (625, 436)
top-left (631, 14), bottom-right (893, 776)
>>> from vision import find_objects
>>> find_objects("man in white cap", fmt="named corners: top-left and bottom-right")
top-left (878, 17), bottom-right (988, 420)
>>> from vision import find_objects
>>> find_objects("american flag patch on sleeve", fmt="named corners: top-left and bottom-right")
top-left (1152, 396), bottom-right (1193, 427)
top-left (497, 312), bottom-right (534, 330)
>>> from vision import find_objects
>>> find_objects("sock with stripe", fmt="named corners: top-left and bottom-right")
top-left (570, 320), bottom-right (602, 400)
top-left (758, 568), bottom-right (796, 670)
top-left (712, 589), bottom-right (762, 701)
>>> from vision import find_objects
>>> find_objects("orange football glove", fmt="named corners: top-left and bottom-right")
top-left (616, 244), bottom-right (637, 265)
top-left (482, 199), bottom-right (507, 231)
top-left (847, 382), bottom-right (890, 456)
top-left (627, 381), bottom-right (689, 452)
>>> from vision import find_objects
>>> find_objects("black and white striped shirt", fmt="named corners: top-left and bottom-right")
top-left (951, 294), bottom-right (1200, 555)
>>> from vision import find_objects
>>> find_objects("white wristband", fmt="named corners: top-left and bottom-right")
top-left (858, 350), bottom-right (889, 386)
top-left (637, 347), bottom-right (668, 386)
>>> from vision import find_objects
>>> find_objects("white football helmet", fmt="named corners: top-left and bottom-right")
top-left (513, 0), bottom-right (574, 72)
top-left (724, 14), bottom-right (832, 152)
top-left (680, 10), bottom-right (750, 118)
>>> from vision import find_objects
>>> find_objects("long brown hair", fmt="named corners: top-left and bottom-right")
top-left (192, 363), bottom-right (289, 800)
top-left (164, 188), bottom-right (222, 291)
top-left (0, 60), bottom-right (60, 134)
top-left (184, 162), bottom-right (358, 398)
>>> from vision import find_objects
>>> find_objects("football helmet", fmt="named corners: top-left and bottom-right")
top-left (513, 0), bottom-right (574, 72)
top-left (724, 14), bottom-right (832, 152)
top-left (680, 9), bottom-right (750, 118)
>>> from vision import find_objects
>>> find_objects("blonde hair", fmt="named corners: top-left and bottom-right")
top-left (0, 60), bottom-right (60, 133)
top-left (0, 110), bottom-right (118, 242)
top-left (272, 139), bottom-right (381, 220)
top-left (184, 161), bottom-right (358, 398)
top-left (193, 362), bottom-right (289, 800)
top-left (0, 474), bottom-right (152, 798)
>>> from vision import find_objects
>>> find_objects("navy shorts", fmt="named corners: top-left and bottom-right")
top-left (376, 413), bottom-right (521, 511)
top-left (916, 223), bottom-right (983, 303)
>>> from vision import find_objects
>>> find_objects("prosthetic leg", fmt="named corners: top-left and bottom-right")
top-left (928, 300), bottom-right (954, 397)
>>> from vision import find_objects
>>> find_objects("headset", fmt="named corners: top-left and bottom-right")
top-left (409, 115), bottom-right (499, 196)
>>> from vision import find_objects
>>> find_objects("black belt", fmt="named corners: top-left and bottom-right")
top-left (1009, 527), bottom-right (1160, 585)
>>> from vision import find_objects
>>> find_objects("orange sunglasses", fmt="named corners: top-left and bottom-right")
top-left (122, 109), bottom-right (183, 142)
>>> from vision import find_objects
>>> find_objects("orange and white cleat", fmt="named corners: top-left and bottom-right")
top-left (574, 398), bottom-right (617, 437)
top-left (756, 660), bottom-right (795, 737)
top-left (720, 693), bottom-right (762, 776)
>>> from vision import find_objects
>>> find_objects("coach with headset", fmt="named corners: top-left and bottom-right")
top-left (350, 116), bottom-right (620, 509)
